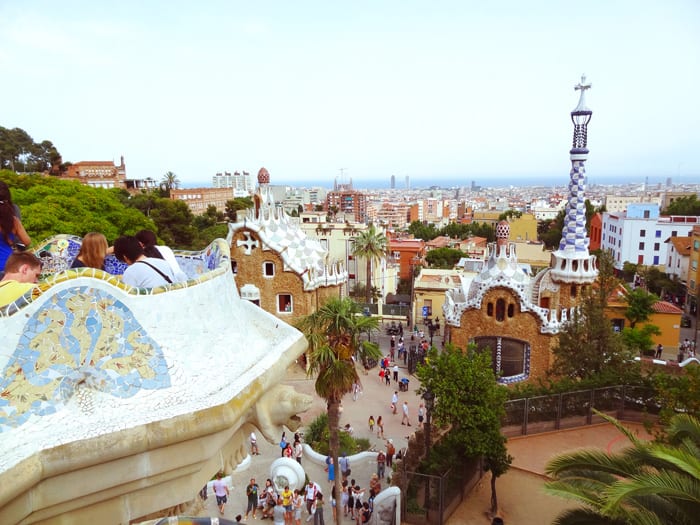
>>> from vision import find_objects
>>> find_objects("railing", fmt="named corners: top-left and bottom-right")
top-left (502, 385), bottom-right (658, 437)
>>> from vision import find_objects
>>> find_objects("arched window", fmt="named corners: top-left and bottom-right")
top-left (507, 303), bottom-right (515, 318)
top-left (487, 302), bottom-right (494, 316)
top-left (473, 336), bottom-right (529, 383)
top-left (496, 298), bottom-right (505, 321)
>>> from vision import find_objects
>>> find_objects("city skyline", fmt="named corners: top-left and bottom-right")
top-left (1, 1), bottom-right (698, 187)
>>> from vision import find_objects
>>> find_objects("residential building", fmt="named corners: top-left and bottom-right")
top-left (600, 203), bottom-right (698, 270)
top-left (411, 268), bottom-right (462, 331)
top-left (388, 238), bottom-right (426, 280)
top-left (327, 189), bottom-right (368, 223)
top-left (687, 225), bottom-right (700, 317)
top-left (212, 170), bottom-right (253, 197)
top-left (666, 236), bottom-right (691, 284)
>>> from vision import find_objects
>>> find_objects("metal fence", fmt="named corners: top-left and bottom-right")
top-left (502, 385), bottom-right (658, 437)
top-left (401, 457), bottom-right (482, 525)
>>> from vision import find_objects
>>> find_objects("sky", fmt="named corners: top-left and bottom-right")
top-left (1, 1), bottom-right (699, 189)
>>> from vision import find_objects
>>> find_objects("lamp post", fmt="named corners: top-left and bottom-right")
top-left (422, 389), bottom-right (435, 461)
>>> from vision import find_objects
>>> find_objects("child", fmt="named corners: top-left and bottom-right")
top-left (368, 415), bottom-right (375, 432)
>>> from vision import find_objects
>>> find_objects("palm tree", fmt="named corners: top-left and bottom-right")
top-left (351, 224), bottom-right (388, 304)
top-left (160, 171), bottom-right (180, 196)
top-left (545, 412), bottom-right (700, 525)
top-left (296, 298), bottom-right (381, 525)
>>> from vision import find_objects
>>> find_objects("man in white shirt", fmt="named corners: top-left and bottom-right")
top-left (113, 236), bottom-right (176, 288)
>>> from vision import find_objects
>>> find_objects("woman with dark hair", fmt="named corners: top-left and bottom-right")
top-left (0, 181), bottom-right (31, 272)
top-left (135, 229), bottom-right (187, 282)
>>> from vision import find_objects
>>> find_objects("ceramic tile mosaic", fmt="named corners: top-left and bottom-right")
top-left (0, 286), bottom-right (170, 431)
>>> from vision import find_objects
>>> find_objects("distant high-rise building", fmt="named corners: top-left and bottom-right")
top-left (212, 170), bottom-right (253, 196)
top-left (326, 189), bottom-right (367, 223)
top-left (405, 175), bottom-right (410, 189)
top-left (391, 175), bottom-right (395, 189)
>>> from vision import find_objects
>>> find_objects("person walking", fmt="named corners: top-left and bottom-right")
top-left (655, 343), bottom-right (663, 359)
top-left (282, 485), bottom-right (293, 525)
top-left (401, 401), bottom-right (411, 426)
top-left (293, 489), bottom-right (304, 525)
top-left (294, 437), bottom-right (303, 464)
top-left (368, 415), bottom-right (375, 433)
top-left (391, 391), bottom-right (398, 415)
top-left (313, 492), bottom-right (325, 525)
top-left (250, 431), bottom-right (259, 455)
top-left (385, 440), bottom-right (395, 468)
top-left (245, 478), bottom-right (259, 520)
top-left (392, 364), bottom-right (399, 383)
top-left (376, 450), bottom-right (386, 479)
top-left (417, 403), bottom-right (425, 427)
top-left (212, 472), bottom-right (229, 515)
top-left (376, 416), bottom-right (384, 438)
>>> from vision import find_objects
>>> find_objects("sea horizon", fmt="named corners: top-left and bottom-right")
top-left (180, 173), bottom-right (698, 191)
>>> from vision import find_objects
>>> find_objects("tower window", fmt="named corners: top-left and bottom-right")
top-left (507, 303), bottom-right (515, 318)
top-left (570, 284), bottom-right (577, 297)
top-left (487, 302), bottom-right (494, 317)
top-left (263, 261), bottom-right (275, 277)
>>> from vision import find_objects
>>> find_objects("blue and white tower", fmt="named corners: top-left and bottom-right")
top-left (550, 76), bottom-right (598, 285)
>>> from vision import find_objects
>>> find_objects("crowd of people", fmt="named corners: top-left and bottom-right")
top-left (1, 182), bottom-right (189, 308)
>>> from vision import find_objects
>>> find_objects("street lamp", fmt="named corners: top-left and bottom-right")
top-left (422, 389), bottom-right (435, 461)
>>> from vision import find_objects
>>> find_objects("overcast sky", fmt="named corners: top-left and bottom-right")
top-left (1, 1), bottom-right (698, 188)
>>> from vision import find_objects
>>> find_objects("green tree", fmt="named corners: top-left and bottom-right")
top-left (224, 197), bottom-right (253, 221)
top-left (416, 344), bottom-right (510, 513)
top-left (545, 412), bottom-right (700, 525)
top-left (159, 171), bottom-right (180, 196)
top-left (551, 251), bottom-right (634, 381)
top-left (425, 247), bottom-right (463, 269)
top-left (351, 224), bottom-right (388, 303)
top-left (624, 287), bottom-right (658, 328)
top-left (148, 198), bottom-right (196, 248)
top-left (622, 324), bottom-right (661, 356)
top-left (407, 220), bottom-right (439, 241)
top-left (295, 298), bottom-right (381, 525)
top-left (663, 195), bottom-right (700, 216)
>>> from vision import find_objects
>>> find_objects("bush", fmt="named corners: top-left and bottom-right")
top-left (304, 413), bottom-right (371, 456)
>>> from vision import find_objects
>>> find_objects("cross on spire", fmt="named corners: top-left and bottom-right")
top-left (575, 74), bottom-right (591, 93)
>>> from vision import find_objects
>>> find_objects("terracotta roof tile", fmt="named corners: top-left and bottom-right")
top-left (652, 301), bottom-right (683, 314)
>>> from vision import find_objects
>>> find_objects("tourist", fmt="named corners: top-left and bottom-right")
top-left (250, 431), bottom-right (259, 455)
top-left (294, 437), bottom-right (303, 464)
top-left (273, 496), bottom-right (286, 525)
top-left (376, 416), bottom-right (384, 439)
top-left (352, 484), bottom-right (364, 523)
top-left (293, 489), bottom-right (304, 525)
top-left (305, 480), bottom-right (320, 517)
top-left (368, 474), bottom-right (381, 496)
top-left (70, 232), bottom-right (109, 270)
top-left (655, 343), bottom-right (663, 359)
top-left (352, 381), bottom-right (361, 401)
top-left (392, 364), bottom-right (399, 383)
top-left (347, 479), bottom-right (356, 519)
top-left (391, 391), bottom-right (398, 414)
top-left (339, 452), bottom-right (350, 482)
top-left (0, 181), bottom-right (31, 273)
top-left (417, 403), bottom-right (425, 427)
top-left (0, 252), bottom-right (41, 308)
top-left (135, 229), bottom-right (187, 281)
top-left (360, 501), bottom-right (372, 524)
top-left (376, 449), bottom-right (386, 479)
top-left (326, 457), bottom-right (335, 485)
top-left (261, 478), bottom-right (276, 519)
top-left (384, 365), bottom-right (391, 386)
top-left (284, 443), bottom-right (294, 459)
top-left (281, 484), bottom-right (293, 525)
top-left (341, 480), bottom-right (350, 517)
top-left (212, 472), bottom-right (229, 515)
top-left (313, 492), bottom-right (325, 525)
top-left (401, 401), bottom-right (411, 426)
top-left (330, 485), bottom-right (337, 522)
top-left (368, 415), bottom-right (375, 433)
top-left (113, 235), bottom-right (176, 288)
top-left (245, 478), bottom-right (259, 520)
top-left (385, 440), bottom-right (395, 468)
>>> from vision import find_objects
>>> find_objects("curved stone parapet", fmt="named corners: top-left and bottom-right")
top-left (0, 237), bottom-right (310, 524)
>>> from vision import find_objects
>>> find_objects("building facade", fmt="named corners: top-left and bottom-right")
top-left (443, 76), bottom-right (598, 384)
top-left (600, 204), bottom-right (698, 270)
top-left (170, 187), bottom-right (234, 215)
top-left (227, 168), bottom-right (347, 325)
